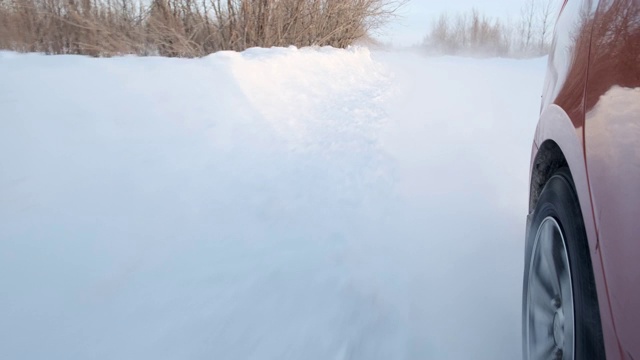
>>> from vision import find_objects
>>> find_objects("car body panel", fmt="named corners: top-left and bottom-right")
top-left (584, 0), bottom-right (640, 358)
top-left (532, 0), bottom-right (640, 358)
top-left (542, 0), bottom-right (596, 128)
top-left (535, 0), bottom-right (596, 233)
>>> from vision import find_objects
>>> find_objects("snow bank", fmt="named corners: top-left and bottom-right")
top-left (0, 47), bottom-right (546, 359)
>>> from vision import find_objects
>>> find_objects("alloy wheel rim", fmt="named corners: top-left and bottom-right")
top-left (526, 217), bottom-right (575, 360)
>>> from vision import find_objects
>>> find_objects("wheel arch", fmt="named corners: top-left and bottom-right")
top-left (529, 105), bottom-right (594, 251)
top-left (529, 140), bottom-right (569, 214)
top-left (528, 104), bottom-right (621, 359)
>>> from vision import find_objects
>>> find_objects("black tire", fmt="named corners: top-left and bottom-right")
top-left (523, 167), bottom-right (605, 360)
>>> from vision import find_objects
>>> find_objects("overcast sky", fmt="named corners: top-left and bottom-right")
top-left (378, 0), bottom-right (528, 46)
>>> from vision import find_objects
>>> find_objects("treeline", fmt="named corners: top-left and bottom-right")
top-left (0, 0), bottom-right (402, 57)
top-left (423, 0), bottom-right (557, 58)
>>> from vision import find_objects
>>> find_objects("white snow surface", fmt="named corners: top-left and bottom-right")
top-left (0, 47), bottom-right (545, 360)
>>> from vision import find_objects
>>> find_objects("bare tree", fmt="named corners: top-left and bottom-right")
top-left (517, 0), bottom-right (536, 54)
top-left (424, 0), bottom-right (560, 58)
top-left (426, 13), bottom-right (451, 52)
top-left (538, 0), bottom-right (555, 52)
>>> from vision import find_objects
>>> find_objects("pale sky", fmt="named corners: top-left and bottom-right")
top-left (378, 0), bottom-right (528, 46)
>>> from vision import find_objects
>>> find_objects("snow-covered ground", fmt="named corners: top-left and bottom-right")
top-left (0, 47), bottom-right (545, 360)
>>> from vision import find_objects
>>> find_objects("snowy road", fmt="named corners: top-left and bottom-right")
top-left (0, 48), bottom-right (545, 359)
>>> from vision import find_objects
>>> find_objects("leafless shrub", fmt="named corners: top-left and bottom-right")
top-left (0, 0), bottom-right (404, 57)
top-left (424, 0), bottom-right (560, 58)
top-left (425, 9), bottom-right (511, 57)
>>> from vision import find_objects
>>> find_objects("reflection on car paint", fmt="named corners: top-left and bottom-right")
top-left (585, 0), bottom-right (640, 357)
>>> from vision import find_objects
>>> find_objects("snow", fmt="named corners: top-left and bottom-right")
top-left (0, 47), bottom-right (546, 359)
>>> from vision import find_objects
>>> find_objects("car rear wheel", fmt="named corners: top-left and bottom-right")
top-left (523, 168), bottom-right (605, 360)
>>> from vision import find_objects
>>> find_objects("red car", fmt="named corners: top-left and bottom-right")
top-left (522, 0), bottom-right (640, 359)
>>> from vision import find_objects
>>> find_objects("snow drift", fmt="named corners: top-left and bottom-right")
top-left (0, 47), bottom-right (546, 359)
